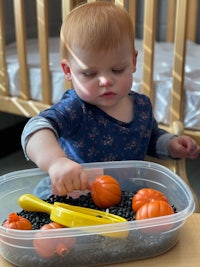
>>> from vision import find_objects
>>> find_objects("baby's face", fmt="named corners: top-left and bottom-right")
top-left (66, 42), bottom-right (137, 111)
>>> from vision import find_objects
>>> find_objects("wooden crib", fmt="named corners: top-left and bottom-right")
top-left (0, 0), bottom-right (199, 143)
top-left (0, 0), bottom-right (199, 209)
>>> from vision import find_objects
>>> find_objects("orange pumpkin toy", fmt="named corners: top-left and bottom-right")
top-left (132, 188), bottom-right (169, 212)
top-left (2, 212), bottom-right (32, 230)
top-left (136, 199), bottom-right (174, 220)
top-left (91, 175), bottom-right (122, 208)
top-left (33, 222), bottom-right (76, 258)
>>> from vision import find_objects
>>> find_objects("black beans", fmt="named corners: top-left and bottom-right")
top-left (17, 191), bottom-right (136, 229)
top-left (18, 210), bottom-right (51, 230)
top-left (17, 191), bottom-right (176, 229)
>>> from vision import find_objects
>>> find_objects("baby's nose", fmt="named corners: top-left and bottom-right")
top-left (98, 75), bottom-right (114, 87)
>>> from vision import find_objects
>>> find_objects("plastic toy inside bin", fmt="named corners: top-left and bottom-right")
top-left (0, 161), bottom-right (195, 267)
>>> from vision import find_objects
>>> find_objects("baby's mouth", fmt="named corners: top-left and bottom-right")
top-left (101, 91), bottom-right (116, 97)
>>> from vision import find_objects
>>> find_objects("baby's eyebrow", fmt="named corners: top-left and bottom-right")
top-left (81, 67), bottom-right (97, 72)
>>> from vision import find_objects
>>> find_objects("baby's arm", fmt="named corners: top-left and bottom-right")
top-left (22, 117), bottom-right (88, 196)
top-left (168, 135), bottom-right (200, 159)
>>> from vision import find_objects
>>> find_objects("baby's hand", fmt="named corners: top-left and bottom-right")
top-left (168, 135), bottom-right (200, 159)
top-left (48, 157), bottom-right (88, 196)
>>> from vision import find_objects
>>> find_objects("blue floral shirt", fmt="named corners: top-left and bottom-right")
top-left (37, 89), bottom-right (167, 163)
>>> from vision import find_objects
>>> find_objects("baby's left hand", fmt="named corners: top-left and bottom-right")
top-left (168, 135), bottom-right (200, 159)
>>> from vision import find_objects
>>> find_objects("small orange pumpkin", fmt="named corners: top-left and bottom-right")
top-left (39, 222), bottom-right (64, 230)
top-left (136, 199), bottom-right (174, 220)
top-left (2, 212), bottom-right (32, 230)
top-left (33, 222), bottom-right (76, 258)
top-left (132, 188), bottom-right (168, 212)
top-left (91, 175), bottom-right (122, 208)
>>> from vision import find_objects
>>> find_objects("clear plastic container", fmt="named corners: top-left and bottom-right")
top-left (0, 161), bottom-right (195, 267)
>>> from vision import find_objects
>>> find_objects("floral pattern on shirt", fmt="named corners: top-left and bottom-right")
top-left (39, 89), bottom-right (166, 163)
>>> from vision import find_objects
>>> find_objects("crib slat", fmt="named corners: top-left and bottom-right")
top-left (36, 0), bottom-right (51, 105)
top-left (187, 0), bottom-right (198, 41)
top-left (0, 95), bottom-right (50, 117)
top-left (0, 0), bottom-right (9, 96)
top-left (170, 0), bottom-right (188, 124)
top-left (61, 0), bottom-right (80, 91)
top-left (142, 0), bottom-right (157, 102)
top-left (127, 0), bottom-right (136, 30)
top-left (113, 0), bottom-right (123, 6)
top-left (13, 0), bottom-right (30, 100)
top-left (62, 0), bottom-right (73, 21)
top-left (166, 0), bottom-right (176, 42)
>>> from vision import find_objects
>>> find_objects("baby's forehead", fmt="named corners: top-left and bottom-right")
top-left (68, 45), bottom-right (133, 69)
top-left (69, 41), bottom-right (133, 55)
top-left (69, 43), bottom-right (133, 60)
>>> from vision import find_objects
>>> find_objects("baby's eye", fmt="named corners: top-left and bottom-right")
top-left (112, 68), bottom-right (125, 74)
top-left (82, 71), bottom-right (97, 77)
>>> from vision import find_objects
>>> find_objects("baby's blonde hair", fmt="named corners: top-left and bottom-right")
top-left (60, 1), bottom-right (135, 60)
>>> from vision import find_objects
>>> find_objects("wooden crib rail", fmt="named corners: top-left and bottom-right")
top-left (36, 0), bottom-right (51, 104)
top-left (13, 0), bottom-right (30, 100)
top-left (186, 0), bottom-right (198, 42)
top-left (0, 0), bottom-right (199, 145)
top-left (141, 0), bottom-right (199, 144)
top-left (0, 0), bottom-right (9, 97)
top-left (167, 0), bottom-right (198, 43)
top-left (142, 0), bottom-right (188, 116)
top-left (141, 0), bottom-right (157, 100)
top-left (171, 0), bottom-right (188, 124)
top-left (14, 0), bottom-right (51, 104)
top-left (0, 0), bottom-right (51, 116)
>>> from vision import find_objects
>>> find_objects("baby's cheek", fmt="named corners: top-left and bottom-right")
top-left (75, 84), bottom-right (96, 102)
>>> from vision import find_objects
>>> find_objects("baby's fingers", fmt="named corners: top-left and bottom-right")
top-left (52, 172), bottom-right (89, 196)
top-left (188, 145), bottom-right (200, 159)
top-left (52, 181), bottom-right (73, 196)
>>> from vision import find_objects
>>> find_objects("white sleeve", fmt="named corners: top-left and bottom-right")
top-left (21, 116), bottom-right (58, 160)
top-left (156, 133), bottom-right (178, 159)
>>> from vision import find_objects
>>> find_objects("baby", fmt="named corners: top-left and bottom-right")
top-left (21, 2), bottom-right (200, 198)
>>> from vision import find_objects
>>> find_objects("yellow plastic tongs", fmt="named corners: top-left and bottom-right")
top-left (18, 194), bottom-right (127, 228)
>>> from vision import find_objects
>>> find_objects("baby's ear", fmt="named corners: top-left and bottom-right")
top-left (61, 59), bottom-right (72, 80)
